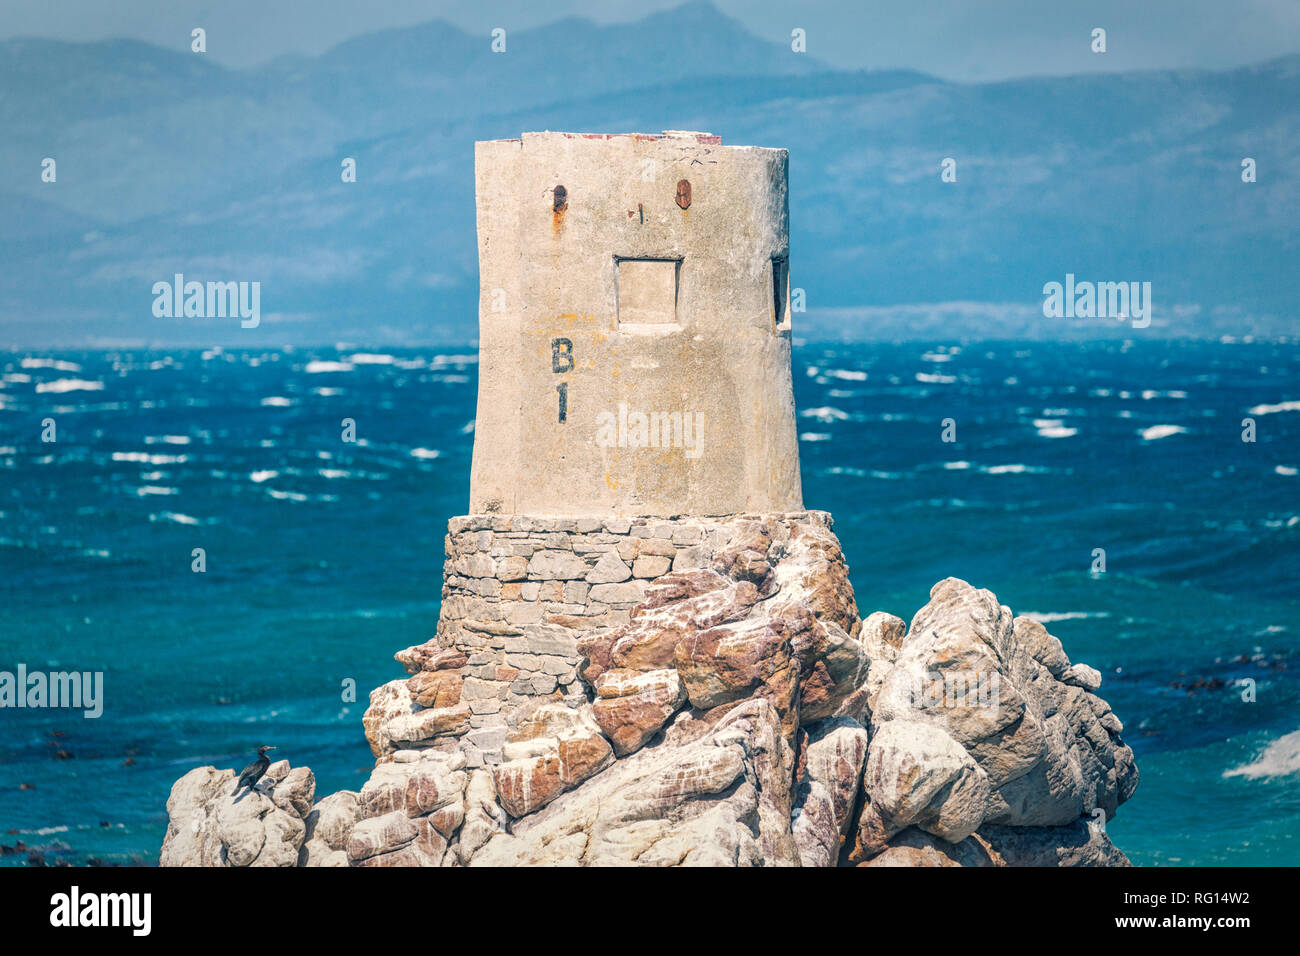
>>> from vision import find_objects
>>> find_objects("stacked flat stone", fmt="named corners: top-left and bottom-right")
top-left (434, 511), bottom-right (828, 767)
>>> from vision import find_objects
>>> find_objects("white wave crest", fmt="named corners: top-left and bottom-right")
top-left (1224, 730), bottom-right (1300, 780)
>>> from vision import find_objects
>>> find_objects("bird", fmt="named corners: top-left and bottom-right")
top-left (232, 745), bottom-right (276, 796)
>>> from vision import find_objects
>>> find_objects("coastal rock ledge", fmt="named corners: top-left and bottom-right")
top-left (162, 513), bottom-right (1138, 866)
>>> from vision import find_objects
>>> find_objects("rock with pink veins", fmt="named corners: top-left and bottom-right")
top-left (472, 699), bottom-right (799, 866)
top-left (363, 679), bottom-right (470, 757)
top-left (491, 702), bottom-right (614, 818)
top-left (792, 716), bottom-right (869, 866)
top-left (591, 667), bottom-right (688, 756)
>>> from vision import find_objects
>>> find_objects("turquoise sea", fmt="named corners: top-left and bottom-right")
top-left (1, 339), bottom-right (1297, 865)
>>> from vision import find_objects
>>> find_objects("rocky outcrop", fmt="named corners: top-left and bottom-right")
top-left (470, 699), bottom-right (797, 866)
top-left (850, 577), bottom-right (1139, 861)
top-left (161, 514), bottom-right (1139, 867)
top-left (160, 761), bottom-right (315, 867)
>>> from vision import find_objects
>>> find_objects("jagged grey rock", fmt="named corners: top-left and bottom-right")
top-left (160, 762), bottom-right (313, 867)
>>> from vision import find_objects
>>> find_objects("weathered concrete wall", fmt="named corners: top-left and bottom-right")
top-left (470, 130), bottom-right (803, 517)
top-left (434, 510), bottom-right (833, 767)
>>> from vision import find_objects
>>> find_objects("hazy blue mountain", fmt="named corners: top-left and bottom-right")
top-left (1, 2), bottom-right (1295, 347)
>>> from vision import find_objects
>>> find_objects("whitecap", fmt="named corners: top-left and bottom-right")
top-left (35, 378), bottom-right (103, 393)
top-left (1037, 426), bottom-right (1078, 439)
top-left (920, 352), bottom-right (953, 362)
top-left (1249, 400), bottom-right (1300, 416)
top-left (943, 461), bottom-right (972, 470)
top-left (260, 396), bottom-right (294, 406)
top-left (1139, 424), bottom-right (1188, 441)
top-left (800, 432), bottom-right (832, 442)
top-left (983, 463), bottom-right (1048, 474)
top-left (346, 353), bottom-right (396, 365)
top-left (1224, 730), bottom-right (1300, 780)
top-left (1022, 611), bottom-right (1111, 623)
top-left (825, 369), bottom-right (868, 381)
top-left (410, 448), bottom-right (441, 460)
top-left (144, 435), bottom-right (191, 445)
top-left (21, 358), bottom-right (81, 372)
top-left (304, 360), bottom-right (354, 373)
top-left (249, 470), bottom-right (278, 483)
top-left (1276, 465), bottom-right (1298, 476)
top-left (916, 372), bottom-right (956, 384)
top-left (154, 512), bottom-right (199, 525)
top-left (134, 486), bottom-right (178, 496)
top-left (112, 452), bottom-right (188, 464)
top-left (267, 488), bottom-right (308, 502)
top-left (801, 406), bottom-right (849, 422)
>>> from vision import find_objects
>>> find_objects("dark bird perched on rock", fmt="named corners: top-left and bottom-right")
top-left (232, 745), bottom-right (275, 796)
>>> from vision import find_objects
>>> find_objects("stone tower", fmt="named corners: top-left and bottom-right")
top-left (470, 130), bottom-right (803, 517)
top-left (161, 134), bottom-right (1140, 869)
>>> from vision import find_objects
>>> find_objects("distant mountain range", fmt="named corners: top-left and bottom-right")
top-left (1, 1), bottom-right (1296, 346)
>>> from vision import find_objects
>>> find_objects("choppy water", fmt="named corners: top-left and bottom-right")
top-left (1, 339), bottom-right (1297, 866)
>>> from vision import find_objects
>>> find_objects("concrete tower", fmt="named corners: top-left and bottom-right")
top-left (470, 130), bottom-right (803, 517)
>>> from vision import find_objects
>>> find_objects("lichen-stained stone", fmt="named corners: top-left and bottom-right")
top-left (407, 669), bottom-right (463, 709)
top-left (268, 763), bottom-right (316, 819)
top-left (792, 716), bottom-right (868, 865)
top-left (979, 820), bottom-right (1132, 867)
top-left (471, 699), bottom-right (798, 866)
top-left (492, 703), bottom-right (614, 818)
top-left (592, 668), bottom-right (688, 756)
top-left (456, 769), bottom-right (508, 865)
top-left (675, 618), bottom-right (796, 720)
top-left (636, 567), bottom-right (729, 611)
top-left (394, 642), bottom-right (467, 675)
top-left (577, 573), bottom-right (760, 683)
top-left (772, 520), bottom-right (862, 639)
top-left (858, 610), bottom-right (906, 712)
top-left (363, 680), bottom-right (470, 757)
top-left (774, 601), bottom-right (867, 723)
top-left (347, 811), bottom-right (419, 863)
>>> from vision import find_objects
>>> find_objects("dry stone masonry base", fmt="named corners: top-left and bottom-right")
top-left (433, 511), bottom-right (830, 768)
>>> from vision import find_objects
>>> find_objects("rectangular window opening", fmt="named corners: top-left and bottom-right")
top-left (616, 257), bottom-right (681, 330)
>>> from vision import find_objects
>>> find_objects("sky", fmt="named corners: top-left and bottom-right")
top-left (3, 0), bottom-right (1298, 80)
